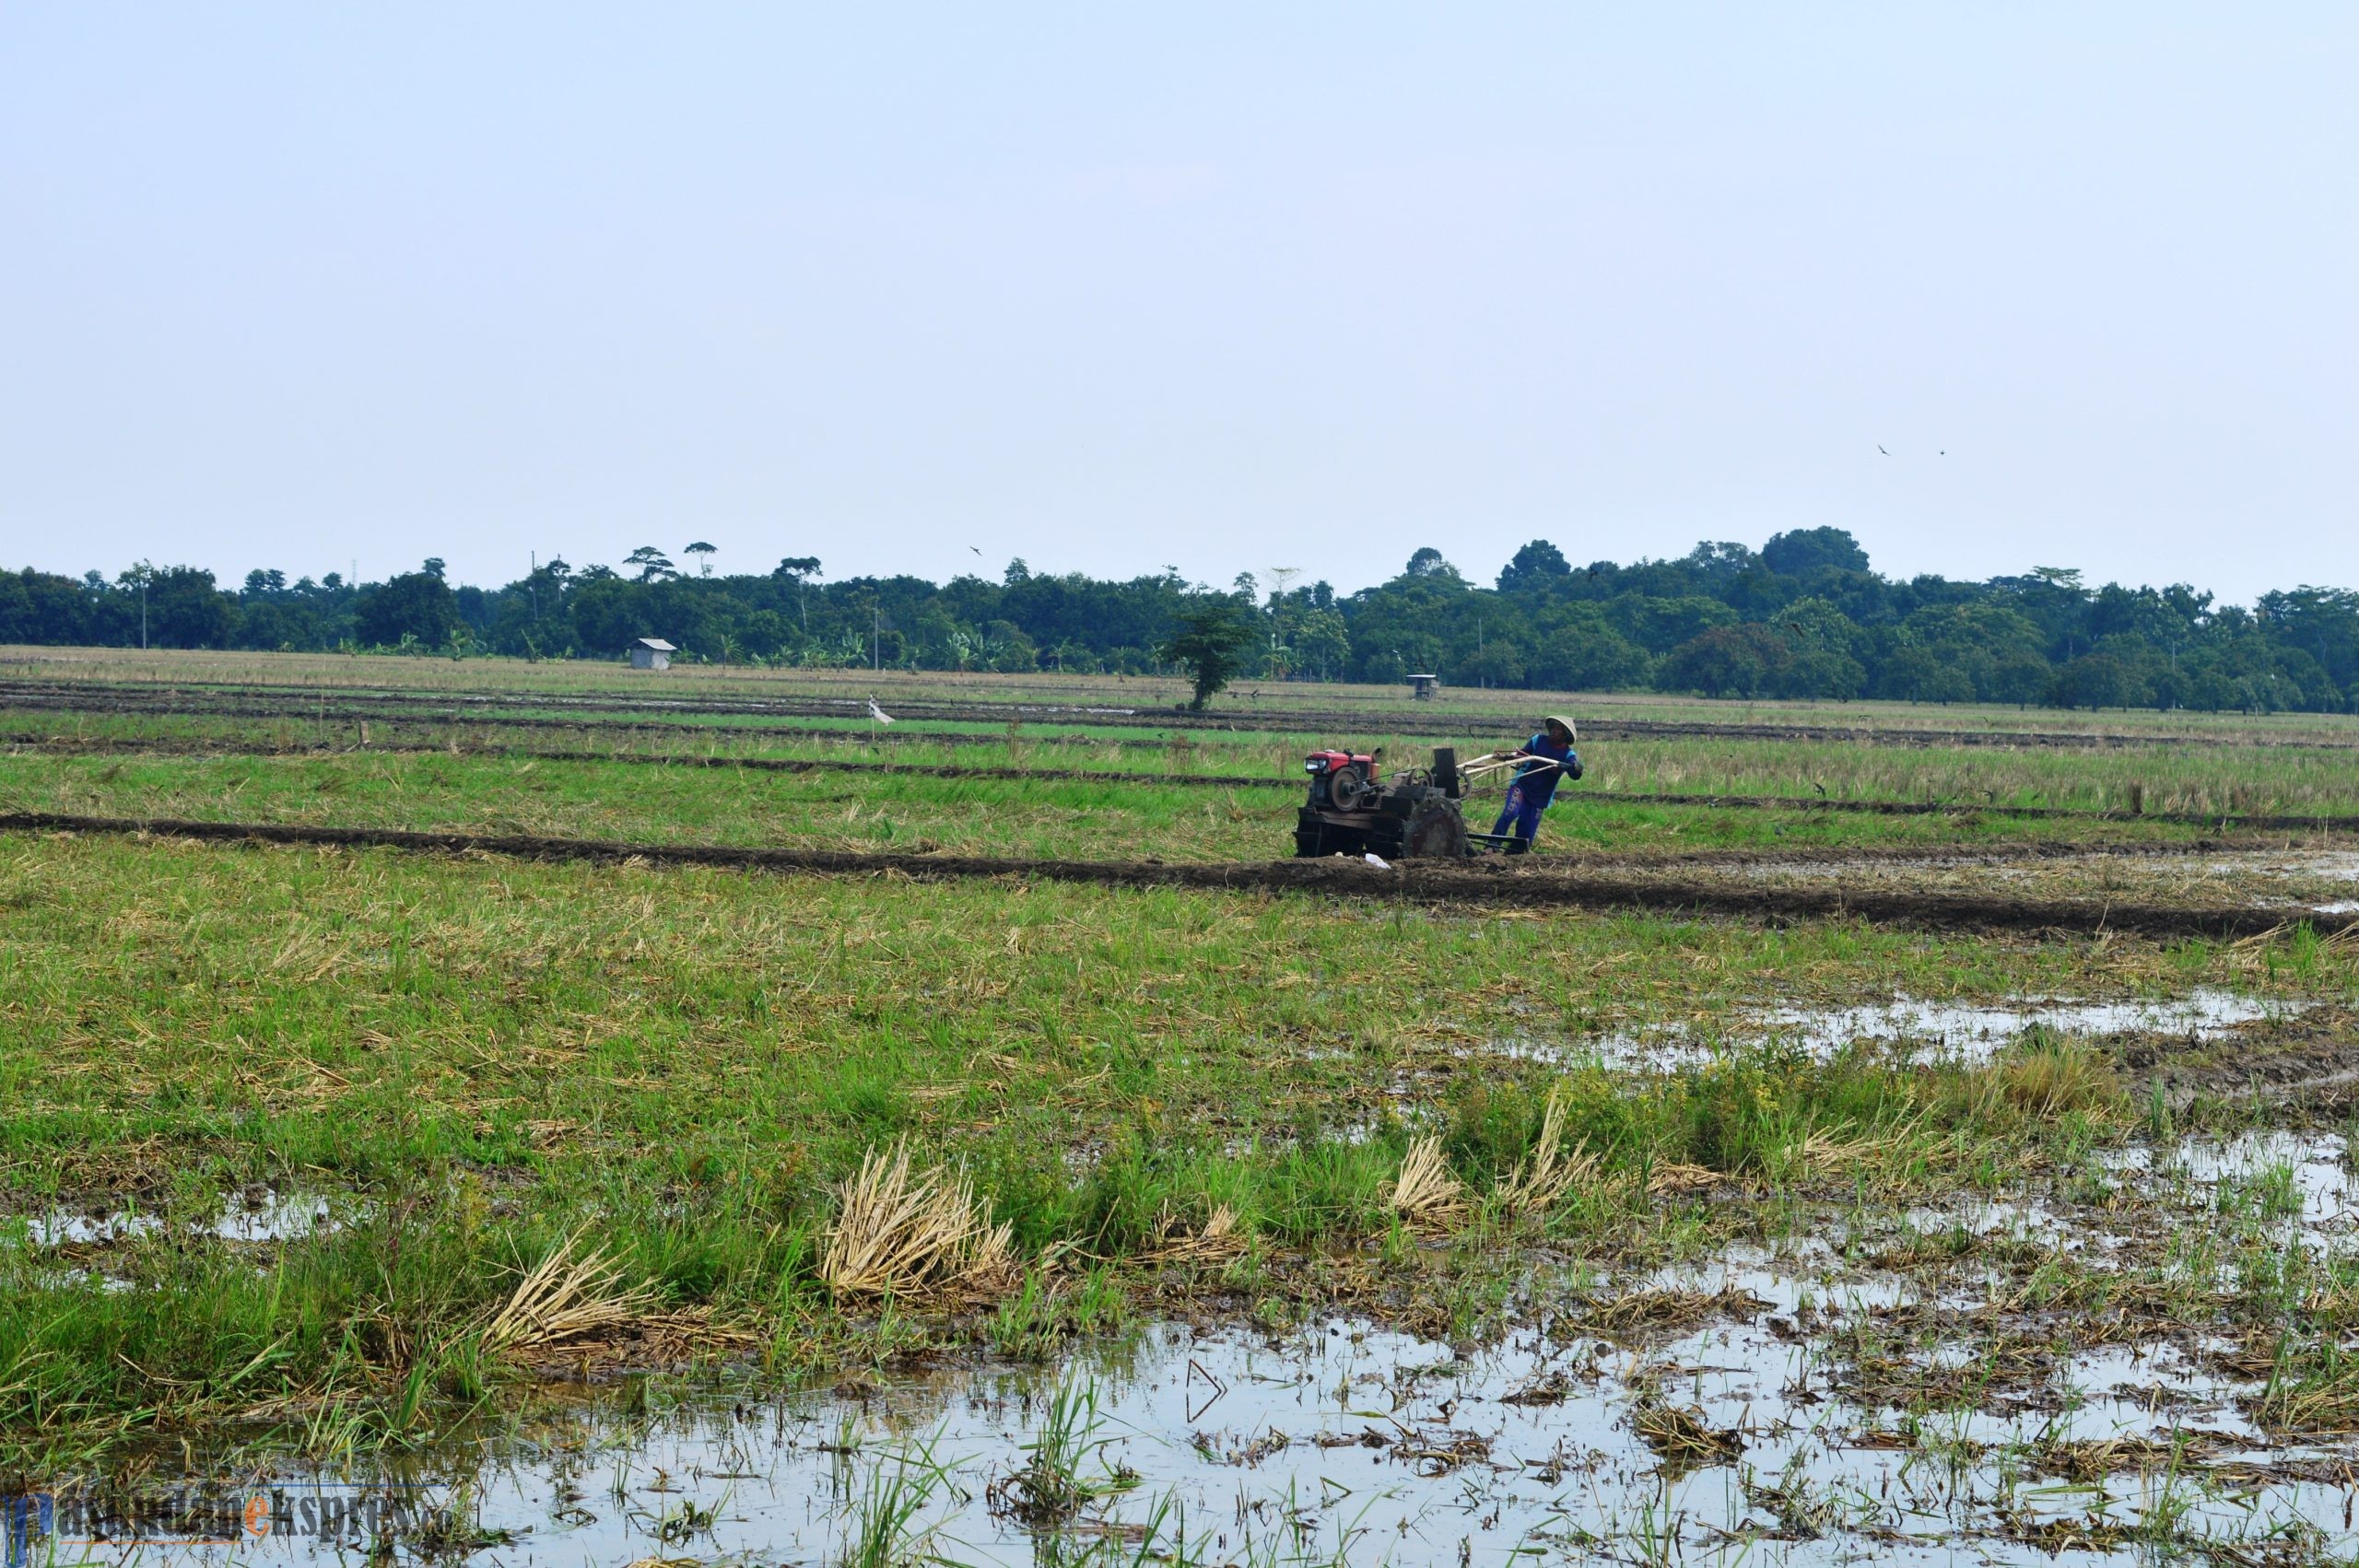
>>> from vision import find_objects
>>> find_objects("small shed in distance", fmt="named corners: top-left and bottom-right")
top-left (629, 638), bottom-right (677, 671)
top-left (1407, 673), bottom-right (1439, 701)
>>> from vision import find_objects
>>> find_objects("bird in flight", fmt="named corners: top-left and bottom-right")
top-left (969, 545), bottom-right (981, 555)
top-left (1877, 445), bottom-right (1890, 456)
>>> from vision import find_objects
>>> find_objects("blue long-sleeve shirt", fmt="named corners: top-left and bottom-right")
top-left (1511, 731), bottom-right (1578, 808)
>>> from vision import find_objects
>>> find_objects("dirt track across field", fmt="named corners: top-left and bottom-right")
top-left (8, 809), bottom-right (2352, 940)
top-left (2, 708), bottom-right (1195, 751)
top-left (0, 734), bottom-right (1297, 790)
top-left (15, 731), bottom-right (2359, 836)
top-left (8, 677), bottom-right (2358, 751)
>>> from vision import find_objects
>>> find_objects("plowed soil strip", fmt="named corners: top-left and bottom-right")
top-left (7, 810), bottom-right (2348, 939)
top-left (15, 732), bottom-right (2359, 835)
top-left (0, 735), bottom-right (1291, 790)
top-left (1, 707), bottom-right (1199, 751)
top-left (9, 678), bottom-right (2357, 751)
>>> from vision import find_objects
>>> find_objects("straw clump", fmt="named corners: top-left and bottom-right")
top-left (1647, 1161), bottom-right (1717, 1196)
top-left (1496, 1084), bottom-right (1597, 1215)
top-left (1385, 1136), bottom-right (1467, 1230)
top-left (1145, 1201), bottom-right (1248, 1266)
top-left (480, 1232), bottom-right (658, 1359)
top-left (823, 1140), bottom-right (1018, 1305)
top-left (1633, 1401), bottom-right (1743, 1474)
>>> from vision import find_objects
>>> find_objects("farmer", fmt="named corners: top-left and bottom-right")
top-left (1488, 715), bottom-right (1581, 851)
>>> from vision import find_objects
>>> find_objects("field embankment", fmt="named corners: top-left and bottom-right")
top-left (8, 807), bottom-right (2355, 940)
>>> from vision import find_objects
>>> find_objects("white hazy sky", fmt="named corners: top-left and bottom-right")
top-left (4, 5), bottom-right (2353, 602)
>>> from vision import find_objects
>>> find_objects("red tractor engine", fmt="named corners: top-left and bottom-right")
top-left (1302, 749), bottom-right (1381, 812)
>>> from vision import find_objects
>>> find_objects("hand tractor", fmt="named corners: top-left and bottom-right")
top-left (1295, 746), bottom-right (1531, 859)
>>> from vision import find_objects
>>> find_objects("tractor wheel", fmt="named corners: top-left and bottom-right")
top-left (1402, 800), bottom-right (1470, 859)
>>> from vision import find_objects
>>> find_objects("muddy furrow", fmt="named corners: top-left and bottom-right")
top-left (0, 680), bottom-right (1234, 730)
top-left (0, 704), bottom-right (1192, 751)
top-left (7, 677), bottom-right (2356, 751)
top-left (16, 731), bottom-right (2359, 835)
top-left (7, 809), bottom-right (2351, 939)
top-left (0, 736), bottom-right (1295, 790)
top-left (4, 684), bottom-right (1517, 740)
top-left (1580, 790), bottom-right (2359, 834)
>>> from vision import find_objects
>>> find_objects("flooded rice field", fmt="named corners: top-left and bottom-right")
top-left (303, 1290), bottom-right (2346, 1566)
top-left (8, 719), bottom-right (2359, 1566)
top-left (24, 1129), bottom-right (2359, 1566)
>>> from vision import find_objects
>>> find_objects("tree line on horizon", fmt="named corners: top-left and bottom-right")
top-left (4, 528), bottom-right (2356, 713)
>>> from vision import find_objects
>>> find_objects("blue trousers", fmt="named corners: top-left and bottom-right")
top-left (1492, 783), bottom-right (1545, 843)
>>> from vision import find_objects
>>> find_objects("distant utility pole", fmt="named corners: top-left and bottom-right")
top-left (140, 576), bottom-right (147, 649)
top-left (873, 604), bottom-right (881, 671)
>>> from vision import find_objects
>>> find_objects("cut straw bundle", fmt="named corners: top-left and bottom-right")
top-left (1647, 1161), bottom-right (1716, 1196)
top-left (1496, 1085), bottom-right (1596, 1215)
top-left (480, 1232), bottom-right (657, 1357)
top-left (1145, 1201), bottom-right (1247, 1266)
top-left (821, 1141), bottom-right (1016, 1305)
top-left (1385, 1137), bottom-right (1467, 1230)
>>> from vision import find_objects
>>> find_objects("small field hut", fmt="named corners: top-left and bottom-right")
top-left (628, 638), bottom-right (676, 671)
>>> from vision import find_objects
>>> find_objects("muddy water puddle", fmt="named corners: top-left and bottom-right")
top-left (6, 1190), bottom-right (350, 1292)
top-left (65, 1305), bottom-right (2351, 1566)
top-left (2107, 1129), bottom-right (2358, 1233)
top-left (2210, 849), bottom-right (2359, 917)
top-left (2207, 851), bottom-right (2359, 883)
top-left (9, 1189), bottom-right (345, 1248)
top-left (1501, 988), bottom-right (2301, 1073)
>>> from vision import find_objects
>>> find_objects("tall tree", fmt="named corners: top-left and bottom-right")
top-left (1156, 594), bottom-right (1259, 710)
top-left (1761, 527), bottom-right (1870, 577)
top-left (355, 568), bottom-right (460, 648)
top-left (1496, 539), bottom-right (1572, 593)
top-left (774, 556), bottom-right (822, 629)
